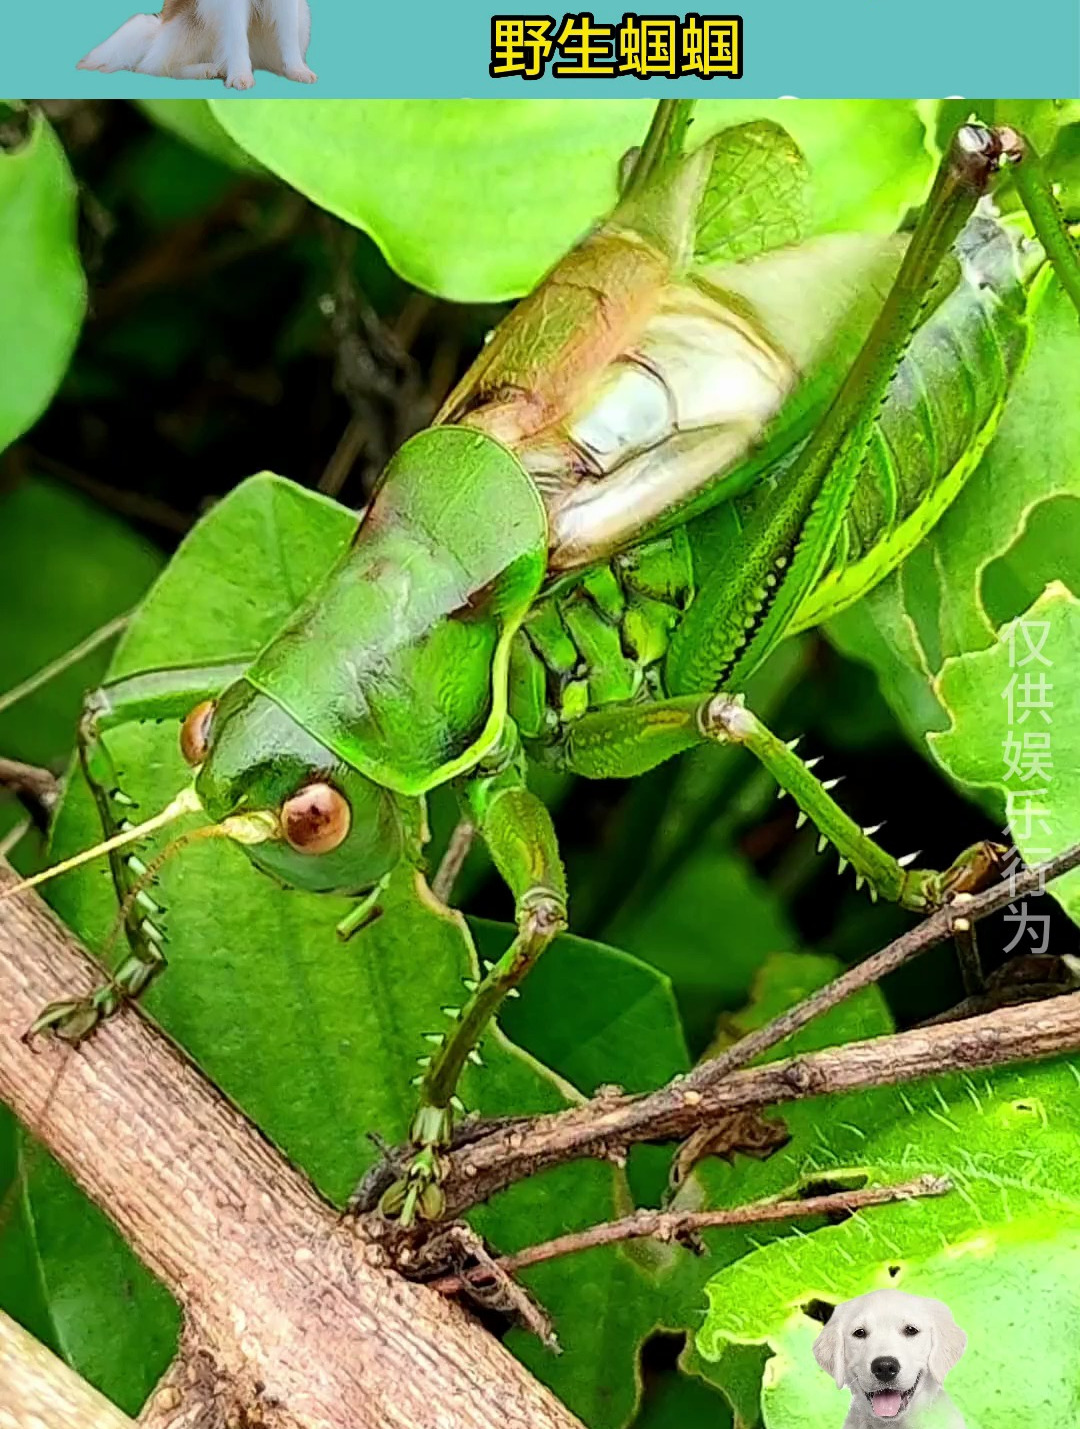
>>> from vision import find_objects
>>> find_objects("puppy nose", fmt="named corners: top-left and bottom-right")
top-left (871, 1357), bottom-right (900, 1382)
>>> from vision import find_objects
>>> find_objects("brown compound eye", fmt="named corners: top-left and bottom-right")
top-left (179, 700), bottom-right (216, 766)
top-left (281, 782), bottom-right (351, 855)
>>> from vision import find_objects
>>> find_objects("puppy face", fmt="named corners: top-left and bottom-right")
top-left (813, 1289), bottom-right (966, 1420)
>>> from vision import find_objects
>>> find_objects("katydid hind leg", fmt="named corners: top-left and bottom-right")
top-left (1007, 128), bottom-right (1080, 321)
top-left (557, 691), bottom-right (1005, 916)
top-left (667, 122), bottom-right (1019, 697)
top-left (31, 660), bottom-right (253, 1043)
top-left (381, 760), bottom-right (567, 1225)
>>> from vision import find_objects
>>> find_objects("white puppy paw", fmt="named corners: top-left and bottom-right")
top-left (225, 67), bottom-right (255, 89)
top-left (284, 63), bottom-right (317, 82)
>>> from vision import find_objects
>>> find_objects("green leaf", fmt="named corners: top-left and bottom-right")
top-left (0, 480), bottom-right (162, 769)
top-left (606, 850), bottom-right (799, 1054)
top-left (826, 268), bottom-right (1080, 793)
top-left (931, 583), bottom-right (1080, 920)
top-left (632, 1367), bottom-right (735, 1429)
top-left (489, 920), bottom-right (690, 1095)
top-left (0, 1133), bottom-right (181, 1417)
top-left (598, 636), bottom-right (811, 1055)
top-left (137, 100), bottom-right (265, 174)
top-left (9, 474), bottom-right (689, 1426)
top-left (697, 1054), bottom-right (1080, 1429)
top-left (0, 116), bottom-right (86, 452)
top-left (209, 101), bottom-right (931, 303)
top-left (0, 479), bottom-right (169, 1410)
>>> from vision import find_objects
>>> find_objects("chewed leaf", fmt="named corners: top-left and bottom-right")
top-left (697, 1056), bottom-right (1080, 1429)
top-left (694, 121), bottom-right (810, 265)
top-left (930, 582), bottom-right (1080, 921)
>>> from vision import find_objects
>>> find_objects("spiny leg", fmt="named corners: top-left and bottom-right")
top-left (558, 692), bottom-right (1005, 915)
top-left (381, 754), bottom-right (567, 1225)
top-left (668, 122), bottom-right (1018, 697)
top-left (31, 660), bottom-right (251, 1042)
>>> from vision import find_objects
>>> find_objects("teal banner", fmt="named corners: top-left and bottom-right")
top-left (8, 0), bottom-right (1080, 97)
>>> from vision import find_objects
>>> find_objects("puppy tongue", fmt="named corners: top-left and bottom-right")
top-left (872, 1391), bottom-right (903, 1418)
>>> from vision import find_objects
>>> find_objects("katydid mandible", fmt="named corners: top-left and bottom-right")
top-left (8, 104), bottom-right (1080, 1226)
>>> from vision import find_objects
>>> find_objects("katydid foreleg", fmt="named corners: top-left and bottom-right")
top-left (31, 661), bottom-right (253, 1042)
top-left (385, 757), bottom-right (567, 1225)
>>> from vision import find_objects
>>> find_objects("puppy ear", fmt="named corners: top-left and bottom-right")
top-left (813, 1310), bottom-right (846, 1388)
top-left (928, 1301), bottom-right (967, 1381)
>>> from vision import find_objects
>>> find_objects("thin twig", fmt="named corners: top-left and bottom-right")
top-left (318, 413), bottom-right (370, 499)
top-left (442, 842), bottom-right (1080, 1213)
top-left (432, 818), bottom-right (477, 904)
top-left (0, 756), bottom-right (60, 811)
top-left (0, 614), bottom-right (130, 717)
top-left (430, 1175), bottom-right (949, 1293)
top-left (0, 820), bottom-right (30, 860)
top-left (317, 213), bottom-right (428, 494)
top-left (670, 841), bottom-right (1080, 1093)
top-left (446, 993), bottom-right (1080, 1215)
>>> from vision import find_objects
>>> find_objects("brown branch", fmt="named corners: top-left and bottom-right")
top-left (431, 1174), bottom-right (950, 1293)
top-left (679, 840), bottom-right (1080, 1091)
top-left (432, 818), bottom-right (477, 904)
top-left (441, 843), bottom-right (1080, 1215)
top-left (0, 756), bottom-right (60, 811)
top-left (0, 860), bottom-right (584, 1429)
top-left (0, 1308), bottom-right (136, 1429)
top-left (445, 995), bottom-right (1080, 1214)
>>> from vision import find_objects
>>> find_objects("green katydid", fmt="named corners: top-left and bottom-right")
top-left (5, 102), bottom-right (1080, 1227)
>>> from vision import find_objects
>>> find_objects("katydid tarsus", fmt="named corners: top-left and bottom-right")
top-left (4, 103), bottom-right (1080, 1227)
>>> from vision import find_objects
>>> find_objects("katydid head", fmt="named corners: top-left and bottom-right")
top-left (184, 679), bottom-right (407, 895)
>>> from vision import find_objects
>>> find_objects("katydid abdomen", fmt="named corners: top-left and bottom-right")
top-left (785, 211), bottom-right (1040, 634)
top-left (502, 210), bottom-right (1040, 732)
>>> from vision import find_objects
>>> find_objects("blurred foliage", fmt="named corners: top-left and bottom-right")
top-left (1, 98), bottom-right (1079, 1429)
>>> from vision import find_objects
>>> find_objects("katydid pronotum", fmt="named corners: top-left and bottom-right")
top-left (5, 102), bottom-right (1080, 1226)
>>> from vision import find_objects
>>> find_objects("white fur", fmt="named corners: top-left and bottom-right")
top-left (812, 1289), bottom-right (967, 1429)
top-left (78, 0), bottom-right (315, 88)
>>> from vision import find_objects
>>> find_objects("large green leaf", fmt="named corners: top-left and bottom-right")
top-left (632, 1367), bottom-right (735, 1429)
top-left (827, 277), bottom-right (1080, 911)
top-left (697, 1055), bottom-right (1080, 1429)
top-left (5, 474), bottom-right (689, 1426)
top-left (0, 115), bottom-right (86, 452)
top-left (931, 584), bottom-right (1080, 920)
top-left (0, 479), bottom-right (170, 1413)
top-left (594, 636), bottom-right (810, 1056)
top-left (209, 101), bottom-right (931, 302)
top-left (606, 849), bottom-right (800, 1054)
top-left (830, 276), bottom-right (1080, 678)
